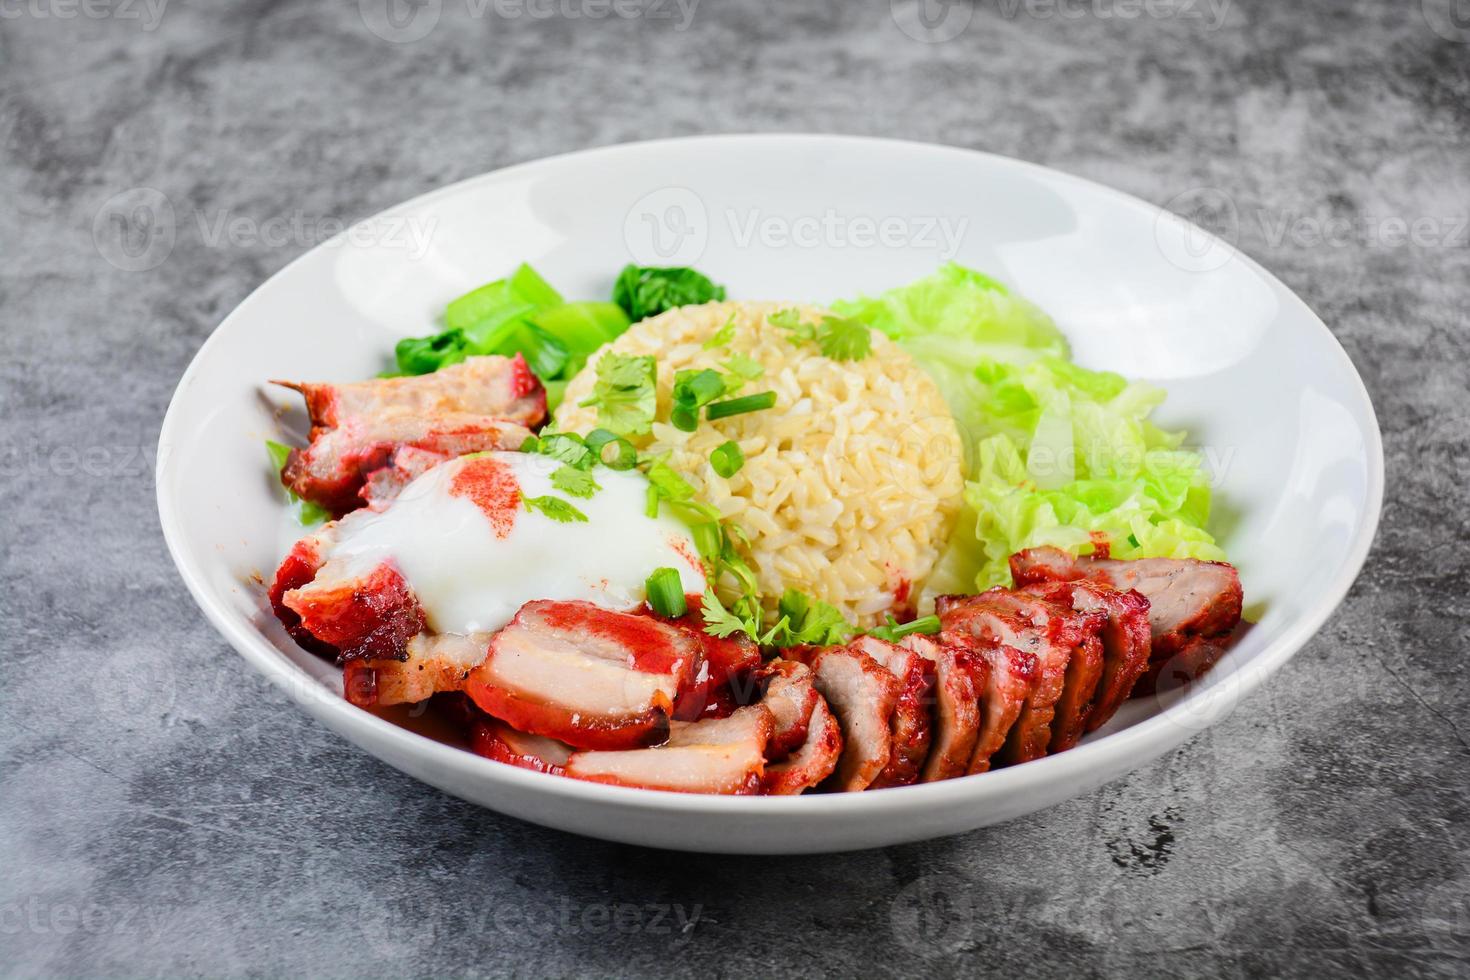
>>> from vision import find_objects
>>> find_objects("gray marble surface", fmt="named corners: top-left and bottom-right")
top-left (3, 0), bottom-right (1468, 976)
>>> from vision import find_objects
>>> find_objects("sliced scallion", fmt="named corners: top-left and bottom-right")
top-left (645, 567), bottom-right (687, 618)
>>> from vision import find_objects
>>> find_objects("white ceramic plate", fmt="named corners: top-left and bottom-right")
top-left (157, 135), bottom-right (1383, 854)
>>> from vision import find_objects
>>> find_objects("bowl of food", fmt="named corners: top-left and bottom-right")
top-left (157, 135), bottom-right (1383, 853)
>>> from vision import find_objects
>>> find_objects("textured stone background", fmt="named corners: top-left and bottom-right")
top-left (3, 0), bottom-right (1468, 976)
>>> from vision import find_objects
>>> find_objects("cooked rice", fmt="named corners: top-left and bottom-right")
top-left (554, 301), bottom-right (965, 626)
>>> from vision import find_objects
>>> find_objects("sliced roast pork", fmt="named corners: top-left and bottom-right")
top-left (752, 659), bottom-right (822, 760)
top-left (562, 706), bottom-right (774, 794)
top-left (762, 699), bottom-right (843, 796)
top-left (1022, 579), bottom-right (1152, 736)
top-left (462, 600), bottom-right (700, 751)
top-left (849, 636), bottom-right (935, 790)
top-left (901, 634), bottom-right (987, 783)
top-left (789, 646), bottom-right (901, 792)
top-left (472, 718), bottom-right (573, 776)
top-left (276, 550), bottom-right (426, 664)
top-left (273, 354), bottom-right (545, 515)
top-left (1010, 546), bottom-right (1243, 690)
top-left (343, 631), bottom-right (493, 708)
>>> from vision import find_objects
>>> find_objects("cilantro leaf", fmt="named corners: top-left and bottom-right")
top-left (768, 308), bottom-right (805, 332)
top-left (866, 615), bottom-right (942, 643)
top-left (702, 313), bottom-right (737, 349)
top-left (578, 353), bottom-right (657, 436)
top-left (700, 589), bottom-right (756, 641)
top-left (721, 352), bottom-right (765, 390)
top-left (815, 315), bottom-right (874, 362)
top-left (551, 465), bottom-right (600, 498)
top-left (523, 494), bottom-right (589, 523)
top-left (764, 589), bottom-right (857, 648)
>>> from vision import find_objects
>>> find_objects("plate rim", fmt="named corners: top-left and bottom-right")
top-left (156, 133), bottom-right (1386, 820)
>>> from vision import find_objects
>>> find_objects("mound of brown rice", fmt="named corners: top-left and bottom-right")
top-left (554, 301), bottom-right (965, 626)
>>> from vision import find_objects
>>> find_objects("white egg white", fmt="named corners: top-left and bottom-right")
top-left (328, 452), bottom-right (707, 634)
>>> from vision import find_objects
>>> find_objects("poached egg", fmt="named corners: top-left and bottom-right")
top-left (327, 452), bottom-right (707, 634)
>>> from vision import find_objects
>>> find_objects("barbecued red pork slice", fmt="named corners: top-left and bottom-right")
top-left (1022, 579), bottom-right (1151, 735)
top-left (1010, 547), bottom-right (1242, 691)
top-left (753, 660), bottom-right (821, 761)
top-left (268, 525), bottom-right (337, 655)
top-left (472, 718), bottom-right (573, 776)
top-left (789, 646), bottom-right (901, 792)
top-left (279, 552), bottom-right (427, 664)
top-left (562, 706), bottom-right (774, 794)
top-left (273, 354), bottom-right (545, 515)
top-left (937, 595), bottom-right (1039, 773)
top-left (901, 634), bottom-right (986, 782)
top-left (343, 631), bottom-right (492, 707)
top-left (937, 589), bottom-right (1101, 766)
top-left (762, 699), bottom-right (843, 795)
top-left (850, 636), bottom-right (934, 790)
top-left (461, 600), bottom-right (698, 751)
top-left (671, 621), bottom-right (763, 722)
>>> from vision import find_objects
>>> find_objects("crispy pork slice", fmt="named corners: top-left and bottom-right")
top-left (268, 525), bottom-right (338, 656)
top-left (273, 354), bottom-right (545, 515)
top-left (472, 718), bottom-right (573, 776)
top-left (753, 660), bottom-right (821, 761)
top-left (343, 631), bottom-right (493, 708)
top-left (762, 698), bottom-right (843, 795)
top-left (563, 706), bottom-right (774, 794)
top-left (901, 634), bottom-right (986, 783)
top-left (1023, 579), bottom-right (1152, 735)
top-left (937, 589), bottom-right (1101, 766)
top-left (279, 553), bottom-right (426, 664)
top-left (1010, 547), bottom-right (1243, 690)
top-left (462, 600), bottom-right (698, 751)
top-left (789, 646), bottom-right (901, 792)
top-left (937, 595), bottom-right (1040, 773)
top-left (850, 637), bottom-right (935, 790)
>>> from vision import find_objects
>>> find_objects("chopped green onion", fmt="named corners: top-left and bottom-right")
top-left (584, 428), bottom-right (638, 470)
top-left (710, 440), bottom-right (744, 478)
top-left (706, 391), bottom-right (776, 420)
top-left (645, 567), bottom-right (687, 618)
top-left (674, 368), bottom-right (726, 407)
top-left (670, 402), bottom-right (700, 432)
